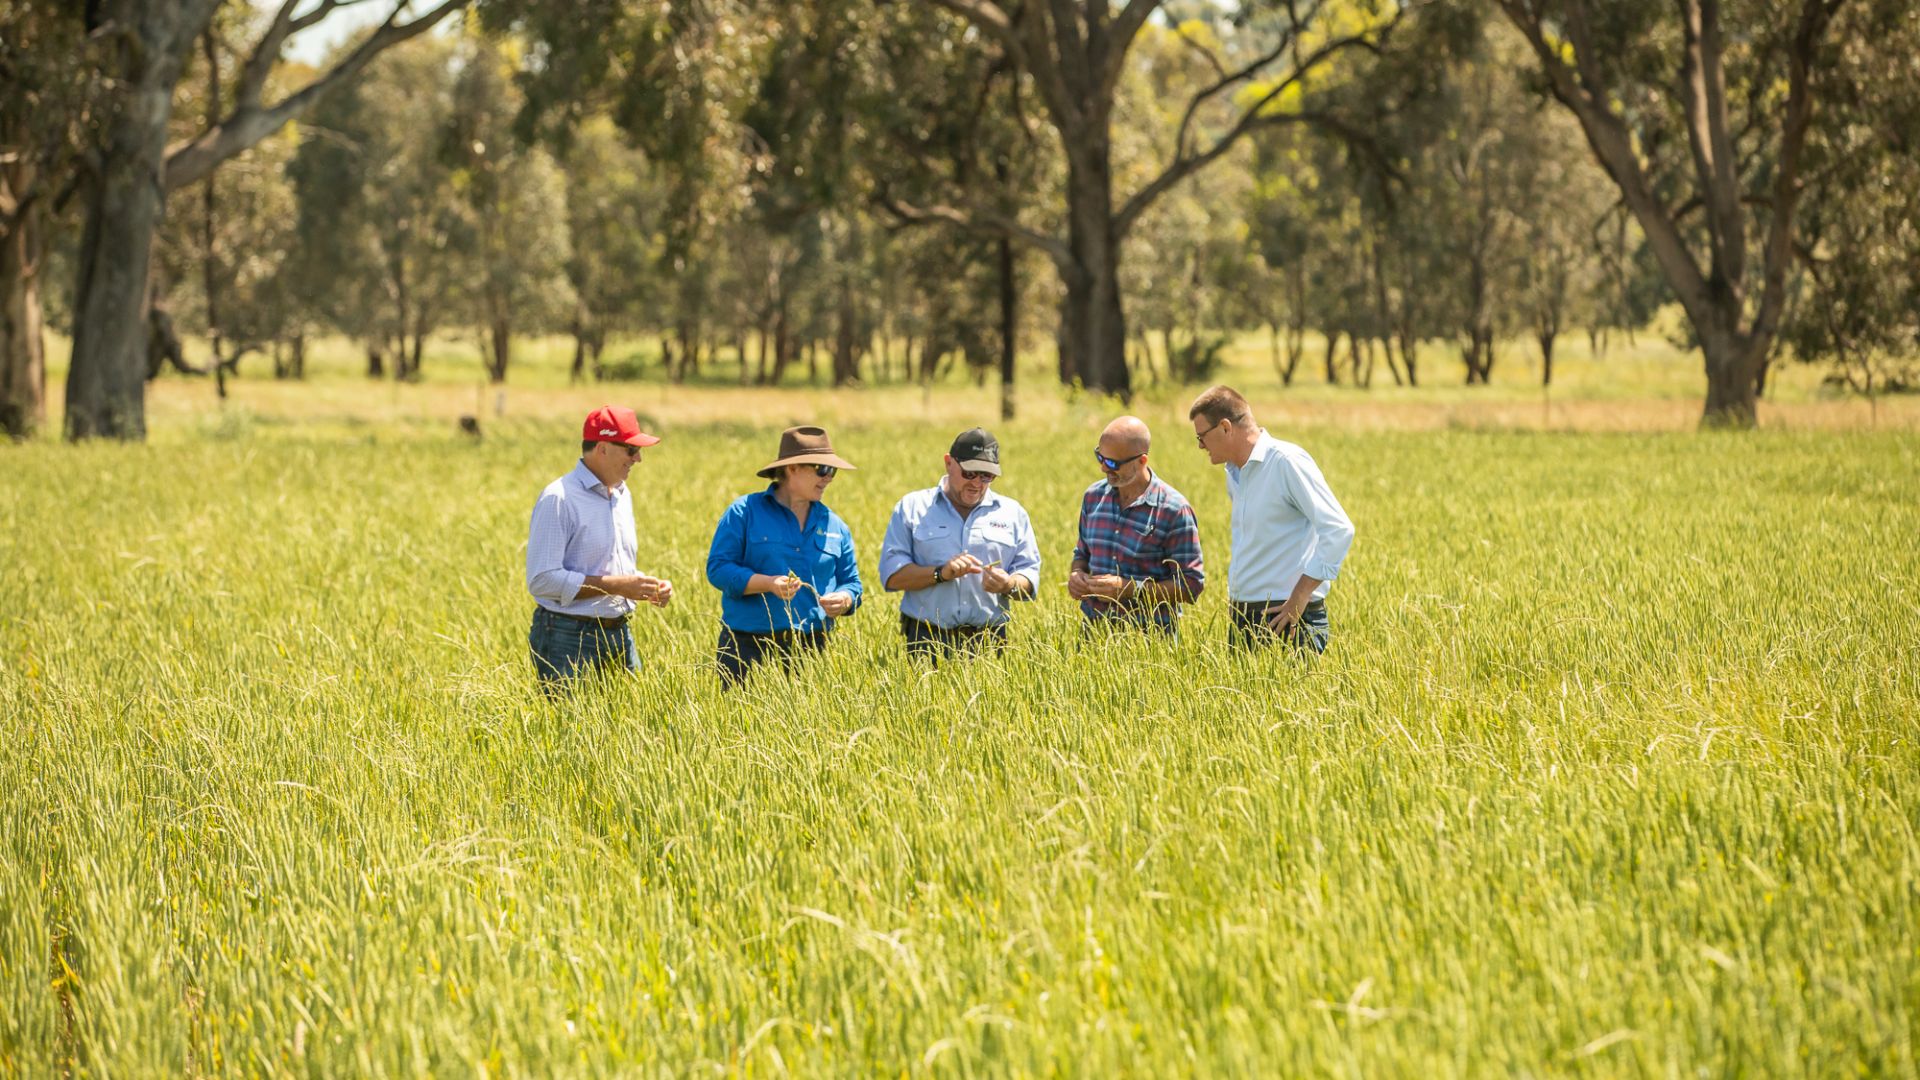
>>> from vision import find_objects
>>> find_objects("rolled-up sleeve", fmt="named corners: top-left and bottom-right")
top-left (705, 500), bottom-right (756, 597)
top-left (527, 491), bottom-right (583, 605)
top-left (877, 502), bottom-right (917, 589)
top-left (1282, 455), bottom-right (1354, 581)
top-left (1007, 506), bottom-right (1042, 599)
top-left (1168, 503), bottom-right (1206, 599)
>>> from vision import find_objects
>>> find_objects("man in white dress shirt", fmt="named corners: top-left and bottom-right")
top-left (525, 406), bottom-right (674, 691)
top-left (1189, 385), bottom-right (1354, 652)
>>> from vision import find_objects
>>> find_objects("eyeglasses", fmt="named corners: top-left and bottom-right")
top-left (605, 443), bottom-right (640, 459)
top-left (813, 464), bottom-right (838, 478)
top-left (1093, 449), bottom-right (1145, 472)
top-left (959, 468), bottom-right (995, 483)
top-left (1194, 417), bottom-right (1232, 448)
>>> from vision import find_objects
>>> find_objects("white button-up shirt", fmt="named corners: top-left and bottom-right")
top-left (1224, 432), bottom-right (1354, 603)
top-left (526, 460), bottom-right (639, 618)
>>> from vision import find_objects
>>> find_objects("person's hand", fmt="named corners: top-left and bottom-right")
top-left (1088, 574), bottom-right (1128, 600)
top-left (981, 566), bottom-right (1018, 595)
top-left (647, 578), bottom-right (674, 608)
top-left (768, 573), bottom-right (804, 601)
top-left (620, 574), bottom-right (664, 603)
top-left (1263, 601), bottom-right (1301, 637)
top-left (819, 591), bottom-right (854, 617)
top-left (941, 553), bottom-right (985, 581)
top-left (1067, 569), bottom-right (1094, 600)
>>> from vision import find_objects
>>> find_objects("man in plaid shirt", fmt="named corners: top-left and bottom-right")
top-left (1068, 416), bottom-right (1206, 631)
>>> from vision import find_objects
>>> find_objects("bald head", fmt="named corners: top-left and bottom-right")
top-left (1100, 415), bottom-right (1151, 457)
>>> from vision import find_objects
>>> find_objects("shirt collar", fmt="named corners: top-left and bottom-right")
top-left (568, 459), bottom-right (619, 497)
top-left (1106, 470), bottom-right (1167, 509)
top-left (758, 484), bottom-right (825, 529)
top-left (1244, 431), bottom-right (1281, 466)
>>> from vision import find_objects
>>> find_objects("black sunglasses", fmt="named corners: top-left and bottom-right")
top-left (959, 468), bottom-right (996, 483)
top-left (1094, 448), bottom-right (1145, 471)
top-left (813, 464), bottom-right (838, 478)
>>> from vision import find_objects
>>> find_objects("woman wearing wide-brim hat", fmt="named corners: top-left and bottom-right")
top-left (704, 425), bottom-right (864, 687)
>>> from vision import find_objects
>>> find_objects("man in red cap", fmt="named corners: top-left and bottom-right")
top-left (525, 406), bottom-right (673, 692)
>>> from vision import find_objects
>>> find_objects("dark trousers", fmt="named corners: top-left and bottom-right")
top-left (1229, 599), bottom-right (1330, 653)
top-left (900, 614), bottom-right (1007, 663)
top-left (529, 607), bottom-right (638, 694)
top-left (716, 626), bottom-right (829, 688)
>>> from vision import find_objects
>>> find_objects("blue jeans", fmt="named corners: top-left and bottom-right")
top-left (530, 607), bottom-right (639, 692)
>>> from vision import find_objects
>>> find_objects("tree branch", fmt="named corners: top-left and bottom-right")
top-left (164, 0), bottom-right (468, 191)
top-left (1116, 9), bottom-right (1395, 235)
top-left (872, 187), bottom-right (1072, 270)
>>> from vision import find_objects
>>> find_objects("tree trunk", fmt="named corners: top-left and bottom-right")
top-left (1059, 152), bottom-right (1131, 399)
top-left (998, 233), bottom-right (1016, 421)
top-left (1701, 329), bottom-right (1763, 427)
top-left (66, 70), bottom-right (179, 440)
top-left (367, 342), bottom-right (385, 378)
top-left (0, 202), bottom-right (46, 438)
top-left (487, 319), bottom-right (510, 383)
top-left (1323, 330), bottom-right (1342, 385)
top-left (1539, 330), bottom-right (1557, 386)
top-left (570, 324), bottom-right (588, 383)
top-left (832, 282), bottom-right (860, 387)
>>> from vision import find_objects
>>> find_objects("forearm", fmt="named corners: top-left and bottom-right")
top-left (885, 564), bottom-right (942, 592)
top-left (743, 573), bottom-right (794, 597)
top-left (1286, 574), bottom-right (1323, 610)
top-left (579, 573), bottom-right (649, 601)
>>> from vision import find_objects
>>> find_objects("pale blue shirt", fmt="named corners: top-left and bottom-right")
top-left (1224, 432), bottom-right (1354, 603)
top-left (526, 460), bottom-right (639, 618)
top-left (878, 484), bottom-right (1042, 629)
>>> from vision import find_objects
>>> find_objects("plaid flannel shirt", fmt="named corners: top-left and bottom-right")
top-left (1072, 473), bottom-right (1205, 629)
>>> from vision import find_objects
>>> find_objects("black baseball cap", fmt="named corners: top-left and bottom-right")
top-left (948, 427), bottom-right (1001, 476)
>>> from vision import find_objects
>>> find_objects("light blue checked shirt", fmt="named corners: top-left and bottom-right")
top-left (879, 484), bottom-right (1041, 629)
top-left (526, 460), bottom-right (639, 618)
top-left (1224, 432), bottom-right (1355, 603)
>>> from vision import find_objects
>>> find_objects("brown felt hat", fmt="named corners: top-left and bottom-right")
top-left (756, 425), bottom-right (857, 479)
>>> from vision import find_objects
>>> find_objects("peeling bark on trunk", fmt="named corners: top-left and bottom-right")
top-left (67, 70), bottom-right (178, 440)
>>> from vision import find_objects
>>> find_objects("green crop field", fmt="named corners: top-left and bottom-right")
top-left (3, 376), bottom-right (1918, 1073)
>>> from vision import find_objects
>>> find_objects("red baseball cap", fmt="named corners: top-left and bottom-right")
top-left (582, 405), bottom-right (660, 447)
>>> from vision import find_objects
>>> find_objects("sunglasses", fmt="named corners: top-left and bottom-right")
top-left (607, 443), bottom-right (641, 459)
top-left (958, 468), bottom-right (996, 483)
top-left (812, 464), bottom-right (838, 478)
top-left (1094, 449), bottom-right (1145, 471)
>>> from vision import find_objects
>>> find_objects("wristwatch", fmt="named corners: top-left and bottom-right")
top-left (932, 564), bottom-right (945, 584)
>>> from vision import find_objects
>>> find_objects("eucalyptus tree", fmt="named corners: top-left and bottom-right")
top-left (893, 0), bottom-right (1411, 399)
top-left (62, 0), bottom-right (470, 440)
top-left (1497, 0), bottom-right (1849, 426)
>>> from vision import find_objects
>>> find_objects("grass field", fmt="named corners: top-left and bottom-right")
top-left (3, 344), bottom-right (1919, 1074)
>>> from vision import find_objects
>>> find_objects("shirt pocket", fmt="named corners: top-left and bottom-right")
top-left (748, 531), bottom-right (800, 575)
top-left (1116, 521), bottom-right (1163, 569)
top-left (809, 529), bottom-right (847, 583)
top-left (911, 522), bottom-right (961, 564)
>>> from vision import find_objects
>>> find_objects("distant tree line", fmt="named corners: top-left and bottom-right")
top-left (2, 0), bottom-right (1916, 440)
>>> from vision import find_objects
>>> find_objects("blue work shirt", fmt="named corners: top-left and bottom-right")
top-left (878, 484), bottom-right (1042, 629)
top-left (706, 487), bottom-right (864, 633)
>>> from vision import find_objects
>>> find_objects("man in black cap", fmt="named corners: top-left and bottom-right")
top-left (878, 428), bottom-right (1043, 661)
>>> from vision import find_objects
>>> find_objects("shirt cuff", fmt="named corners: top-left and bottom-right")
top-left (1304, 560), bottom-right (1341, 582)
